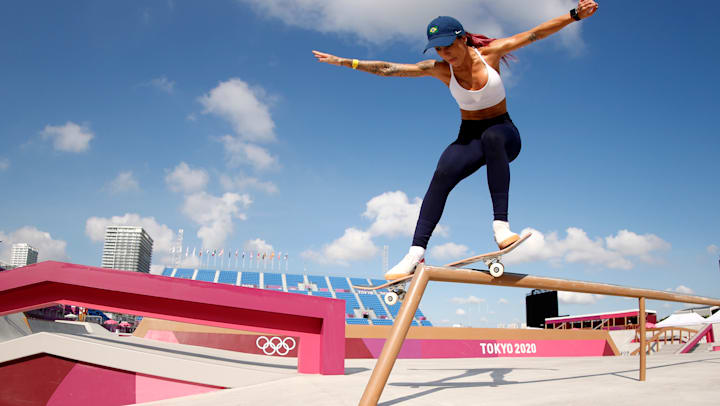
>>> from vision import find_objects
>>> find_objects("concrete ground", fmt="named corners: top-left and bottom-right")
top-left (139, 352), bottom-right (720, 406)
top-left (4, 317), bottom-right (718, 405)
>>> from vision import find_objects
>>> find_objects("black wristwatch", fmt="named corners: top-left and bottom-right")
top-left (570, 8), bottom-right (581, 21)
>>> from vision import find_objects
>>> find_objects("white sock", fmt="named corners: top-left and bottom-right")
top-left (493, 220), bottom-right (510, 234)
top-left (408, 246), bottom-right (425, 260)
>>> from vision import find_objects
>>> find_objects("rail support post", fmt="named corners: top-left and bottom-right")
top-left (639, 296), bottom-right (646, 381)
top-left (358, 263), bottom-right (430, 406)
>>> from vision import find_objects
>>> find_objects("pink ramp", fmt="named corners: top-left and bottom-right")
top-left (0, 261), bottom-right (345, 375)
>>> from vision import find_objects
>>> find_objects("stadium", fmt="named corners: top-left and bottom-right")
top-left (1, 260), bottom-right (719, 405)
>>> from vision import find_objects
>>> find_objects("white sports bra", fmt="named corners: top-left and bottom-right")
top-left (448, 47), bottom-right (506, 111)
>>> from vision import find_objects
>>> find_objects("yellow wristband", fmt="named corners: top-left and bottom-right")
top-left (352, 59), bottom-right (359, 69)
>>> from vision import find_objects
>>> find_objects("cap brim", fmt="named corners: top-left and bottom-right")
top-left (423, 34), bottom-right (457, 53)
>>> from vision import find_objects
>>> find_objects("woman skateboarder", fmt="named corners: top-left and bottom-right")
top-left (313, 1), bottom-right (598, 279)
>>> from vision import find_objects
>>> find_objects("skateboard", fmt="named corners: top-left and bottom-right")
top-left (354, 274), bottom-right (415, 306)
top-left (444, 232), bottom-right (533, 278)
top-left (353, 232), bottom-right (532, 306)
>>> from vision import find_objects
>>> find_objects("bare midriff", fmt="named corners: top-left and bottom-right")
top-left (460, 99), bottom-right (507, 120)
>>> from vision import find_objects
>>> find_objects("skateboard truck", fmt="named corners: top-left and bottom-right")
top-left (486, 258), bottom-right (504, 278)
top-left (384, 286), bottom-right (406, 306)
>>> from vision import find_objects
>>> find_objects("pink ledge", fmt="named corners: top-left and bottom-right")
top-left (0, 261), bottom-right (346, 375)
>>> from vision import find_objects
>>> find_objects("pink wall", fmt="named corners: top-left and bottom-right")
top-left (354, 338), bottom-right (614, 358)
top-left (0, 355), bottom-right (224, 406)
top-left (0, 261), bottom-right (345, 375)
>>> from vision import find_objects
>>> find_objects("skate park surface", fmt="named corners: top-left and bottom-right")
top-left (138, 351), bottom-right (720, 406)
top-left (4, 313), bottom-right (719, 406)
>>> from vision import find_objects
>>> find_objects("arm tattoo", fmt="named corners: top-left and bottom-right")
top-left (356, 60), bottom-right (433, 77)
top-left (529, 32), bottom-right (538, 42)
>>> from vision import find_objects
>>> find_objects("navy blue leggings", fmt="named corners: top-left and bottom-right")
top-left (412, 113), bottom-right (521, 249)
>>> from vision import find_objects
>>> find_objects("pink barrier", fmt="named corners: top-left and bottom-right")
top-left (678, 324), bottom-right (715, 354)
top-left (353, 338), bottom-right (614, 358)
top-left (0, 261), bottom-right (345, 375)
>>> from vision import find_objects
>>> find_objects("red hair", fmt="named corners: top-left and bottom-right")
top-left (465, 32), bottom-right (516, 68)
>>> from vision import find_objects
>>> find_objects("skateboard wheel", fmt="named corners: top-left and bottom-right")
top-left (489, 262), bottom-right (504, 277)
top-left (384, 292), bottom-right (399, 306)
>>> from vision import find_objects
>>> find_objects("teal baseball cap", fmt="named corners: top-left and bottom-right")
top-left (423, 16), bottom-right (465, 53)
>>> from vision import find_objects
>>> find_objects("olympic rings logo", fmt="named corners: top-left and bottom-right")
top-left (256, 336), bottom-right (297, 356)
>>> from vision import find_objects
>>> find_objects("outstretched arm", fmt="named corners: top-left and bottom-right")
top-left (483, 0), bottom-right (598, 57)
top-left (312, 50), bottom-right (438, 78)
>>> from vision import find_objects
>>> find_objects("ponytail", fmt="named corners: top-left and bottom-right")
top-left (465, 32), bottom-right (516, 68)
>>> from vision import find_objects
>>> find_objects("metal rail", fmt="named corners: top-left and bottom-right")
top-left (358, 263), bottom-right (720, 405)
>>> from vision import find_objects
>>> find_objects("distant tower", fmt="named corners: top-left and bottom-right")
top-left (101, 226), bottom-right (154, 273)
top-left (11, 243), bottom-right (38, 267)
top-left (173, 229), bottom-right (184, 267)
top-left (382, 245), bottom-right (389, 272)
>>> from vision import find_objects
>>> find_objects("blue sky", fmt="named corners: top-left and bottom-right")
top-left (1, 1), bottom-right (719, 327)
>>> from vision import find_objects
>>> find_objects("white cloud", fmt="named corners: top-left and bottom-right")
top-left (165, 162), bottom-right (209, 194)
top-left (364, 191), bottom-right (422, 238)
top-left (455, 308), bottom-right (466, 316)
top-left (107, 171), bottom-right (140, 194)
top-left (505, 227), bottom-right (670, 270)
top-left (40, 121), bottom-right (94, 153)
top-left (672, 285), bottom-right (694, 295)
top-left (558, 291), bottom-right (603, 305)
top-left (85, 213), bottom-right (177, 264)
top-left (220, 173), bottom-right (279, 195)
top-left (218, 136), bottom-right (279, 171)
top-left (430, 242), bottom-right (469, 261)
top-left (363, 190), bottom-right (449, 237)
top-left (149, 75), bottom-right (175, 93)
top-left (363, 190), bottom-right (449, 238)
top-left (0, 226), bottom-right (69, 263)
top-left (0, 158), bottom-right (9, 171)
top-left (304, 190), bottom-right (450, 266)
top-left (240, 0), bottom-right (581, 50)
top-left (451, 295), bottom-right (485, 305)
top-left (181, 192), bottom-right (252, 249)
top-left (199, 78), bottom-right (276, 143)
top-left (707, 244), bottom-right (719, 255)
top-left (605, 230), bottom-right (671, 263)
top-left (176, 255), bottom-right (202, 268)
top-left (244, 238), bottom-right (274, 253)
top-left (301, 227), bottom-right (378, 266)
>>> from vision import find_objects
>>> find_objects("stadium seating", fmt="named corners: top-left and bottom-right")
top-left (285, 274), bottom-right (305, 292)
top-left (328, 276), bottom-right (350, 292)
top-left (307, 275), bottom-right (329, 291)
top-left (217, 271), bottom-right (238, 285)
top-left (161, 268), bottom-right (431, 326)
top-left (240, 271), bottom-right (259, 288)
top-left (195, 270), bottom-right (216, 282)
top-left (334, 292), bottom-right (360, 316)
top-left (346, 318), bottom-right (370, 325)
top-left (174, 268), bottom-right (194, 279)
top-left (263, 272), bottom-right (283, 291)
top-left (350, 277), bottom-right (369, 287)
top-left (356, 292), bottom-right (389, 319)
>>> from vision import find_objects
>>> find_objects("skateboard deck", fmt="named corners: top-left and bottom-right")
top-left (354, 274), bottom-right (414, 292)
top-left (352, 232), bottom-right (532, 305)
top-left (444, 232), bottom-right (532, 268)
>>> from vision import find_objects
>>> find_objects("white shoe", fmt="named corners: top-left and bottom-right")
top-left (493, 220), bottom-right (519, 250)
top-left (384, 246), bottom-right (425, 280)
